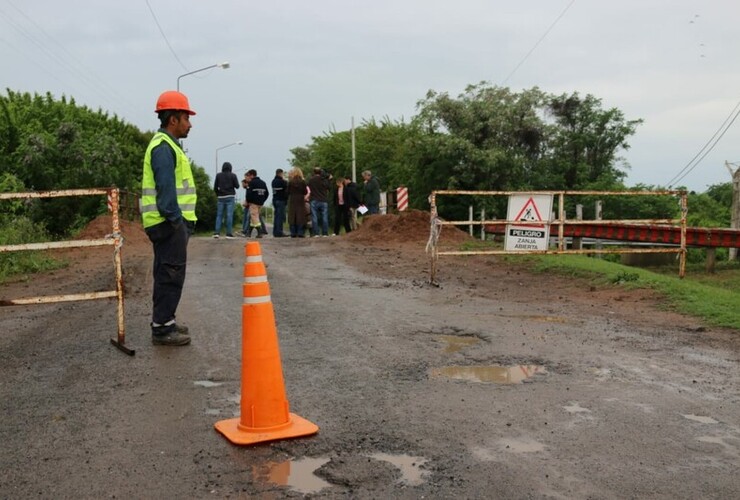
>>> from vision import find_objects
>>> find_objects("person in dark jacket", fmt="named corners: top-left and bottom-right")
top-left (307, 167), bottom-right (332, 236)
top-left (362, 169), bottom-right (381, 214)
top-left (271, 168), bottom-right (288, 237)
top-left (244, 169), bottom-right (269, 238)
top-left (141, 90), bottom-right (197, 346)
top-left (332, 176), bottom-right (352, 235)
top-left (343, 177), bottom-right (362, 230)
top-left (212, 161), bottom-right (240, 239)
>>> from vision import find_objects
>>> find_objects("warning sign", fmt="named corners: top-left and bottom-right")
top-left (504, 194), bottom-right (553, 251)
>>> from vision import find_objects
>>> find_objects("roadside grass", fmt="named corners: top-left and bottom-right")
top-left (0, 217), bottom-right (67, 284)
top-left (514, 254), bottom-right (739, 330)
top-left (456, 240), bottom-right (740, 330)
top-left (0, 252), bottom-right (66, 284)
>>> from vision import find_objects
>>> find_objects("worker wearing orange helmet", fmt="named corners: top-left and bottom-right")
top-left (140, 90), bottom-right (198, 346)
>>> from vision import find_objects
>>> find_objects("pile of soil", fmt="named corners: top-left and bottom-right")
top-left (75, 215), bottom-right (150, 251)
top-left (347, 209), bottom-right (471, 244)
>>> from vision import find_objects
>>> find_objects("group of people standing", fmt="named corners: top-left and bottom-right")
top-left (214, 164), bottom-right (381, 239)
top-left (141, 88), bottom-right (383, 346)
top-left (212, 166), bottom-right (274, 239)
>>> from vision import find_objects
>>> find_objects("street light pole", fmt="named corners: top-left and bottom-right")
top-left (215, 141), bottom-right (243, 177)
top-left (177, 61), bottom-right (230, 91)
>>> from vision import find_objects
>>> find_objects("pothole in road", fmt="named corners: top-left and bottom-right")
top-left (251, 457), bottom-right (331, 495)
top-left (369, 452), bottom-right (429, 486)
top-left (437, 334), bottom-right (481, 353)
top-left (429, 364), bottom-right (547, 384)
top-left (252, 452), bottom-right (431, 494)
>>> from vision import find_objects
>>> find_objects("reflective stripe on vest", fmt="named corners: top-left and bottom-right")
top-left (141, 132), bottom-right (198, 228)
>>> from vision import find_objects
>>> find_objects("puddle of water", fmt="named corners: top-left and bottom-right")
top-left (683, 414), bottom-right (718, 424)
top-left (438, 335), bottom-right (480, 353)
top-left (429, 364), bottom-right (546, 384)
top-left (193, 380), bottom-right (223, 388)
top-left (370, 452), bottom-right (429, 486)
top-left (284, 457), bottom-right (332, 494)
top-left (253, 457), bottom-right (331, 495)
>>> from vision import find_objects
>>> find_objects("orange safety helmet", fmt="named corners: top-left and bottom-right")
top-left (154, 90), bottom-right (196, 115)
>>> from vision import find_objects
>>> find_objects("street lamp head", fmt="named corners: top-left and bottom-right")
top-left (236, 140), bottom-right (243, 145)
top-left (177, 61), bottom-right (232, 90)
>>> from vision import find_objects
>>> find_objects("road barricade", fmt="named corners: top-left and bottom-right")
top-left (0, 188), bottom-right (132, 355)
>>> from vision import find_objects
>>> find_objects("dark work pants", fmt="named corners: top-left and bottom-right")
top-left (146, 220), bottom-right (190, 326)
top-left (333, 204), bottom-right (352, 235)
top-left (273, 199), bottom-right (287, 236)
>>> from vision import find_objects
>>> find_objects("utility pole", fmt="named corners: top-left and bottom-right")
top-left (351, 116), bottom-right (357, 183)
top-left (726, 161), bottom-right (740, 261)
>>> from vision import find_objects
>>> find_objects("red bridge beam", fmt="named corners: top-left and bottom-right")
top-left (484, 223), bottom-right (740, 249)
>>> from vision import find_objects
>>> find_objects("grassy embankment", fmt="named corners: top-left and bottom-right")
top-left (458, 241), bottom-right (740, 330)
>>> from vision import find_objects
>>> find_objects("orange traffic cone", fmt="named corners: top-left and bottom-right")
top-left (215, 241), bottom-right (319, 445)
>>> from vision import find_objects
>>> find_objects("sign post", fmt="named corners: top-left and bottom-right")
top-left (504, 194), bottom-right (553, 251)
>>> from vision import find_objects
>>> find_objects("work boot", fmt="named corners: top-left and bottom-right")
top-left (151, 323), bottom-right (191, 346)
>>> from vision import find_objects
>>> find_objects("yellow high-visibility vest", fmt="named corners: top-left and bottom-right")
top-left (141, 132), bottom-right (197, 228)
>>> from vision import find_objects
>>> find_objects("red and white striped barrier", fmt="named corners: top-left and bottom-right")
top-left (396, 186), bottom-right (408, 211)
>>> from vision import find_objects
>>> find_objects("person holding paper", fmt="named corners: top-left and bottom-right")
top-left (362, 170), bottom-right (380, 215)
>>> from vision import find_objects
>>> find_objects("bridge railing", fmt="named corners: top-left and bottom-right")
top-left (427, 189), bottom-right (688, 284)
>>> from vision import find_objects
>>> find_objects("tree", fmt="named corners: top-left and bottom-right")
top-left (0, 89), bottom-right (150, 235)
top-left (543, 92), bottom-right (642, 190)
top-left (288, 82), bottom-right (644, 220)
top-left (411, 84), bottom-right (548, 193)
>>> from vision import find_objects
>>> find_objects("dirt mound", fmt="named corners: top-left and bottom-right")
top-left (347, 209), bottom-right (471, 244)
top-left (75, 215), bottom-right (150, 250)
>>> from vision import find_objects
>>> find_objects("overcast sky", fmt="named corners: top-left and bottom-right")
top-left (2, 0), bottom-right (739, 192)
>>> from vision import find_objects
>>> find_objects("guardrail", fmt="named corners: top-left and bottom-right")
top-left (0, 188), bottom-right (133, 355)
top-left (427, 189), bottom-right (688, 285)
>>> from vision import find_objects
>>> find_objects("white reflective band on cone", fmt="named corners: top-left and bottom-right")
top-left (244, 295), bottom-right (271, 304)
top-left (246, 255), bottom-right (263, 262)
top-left (244, 276), bottom-right (268, 283)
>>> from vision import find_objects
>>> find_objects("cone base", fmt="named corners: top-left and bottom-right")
top-left (214, 413), bottom-right (319, 446)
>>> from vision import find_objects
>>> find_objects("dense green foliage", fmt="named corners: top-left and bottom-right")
top-left (288, 82), bottom-right (734, 231)
top-left (0, 89), bottom-right (215, 237)
top-left (0, 90), bottom-right (148, 235)
top-left (0, 89), bottom-right (221, 279)
top-left (290, 83), bottom-right (649, 220)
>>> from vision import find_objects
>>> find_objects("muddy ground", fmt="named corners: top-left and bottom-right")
top-left (1, 211), bottom-right (739, 499)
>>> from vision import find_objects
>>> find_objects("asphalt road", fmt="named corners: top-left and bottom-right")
top-left (1, 235), bottom-right (739, 498)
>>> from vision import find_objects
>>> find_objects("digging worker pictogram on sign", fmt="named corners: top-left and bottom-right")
top-left (504, 194), bottom-right (553, 251)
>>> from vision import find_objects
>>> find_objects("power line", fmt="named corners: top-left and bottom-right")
top-left (145, 0), bottom-right (189, 73)
top-left (501, 0), bottom-right (577, 86)
top-left (0, 1), bottom-right (140, 117)
top-left (666, 100), bottom-right (740, 187)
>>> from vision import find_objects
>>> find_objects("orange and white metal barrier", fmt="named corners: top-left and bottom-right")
top-left (0, 188), bottom-right (132, 355)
